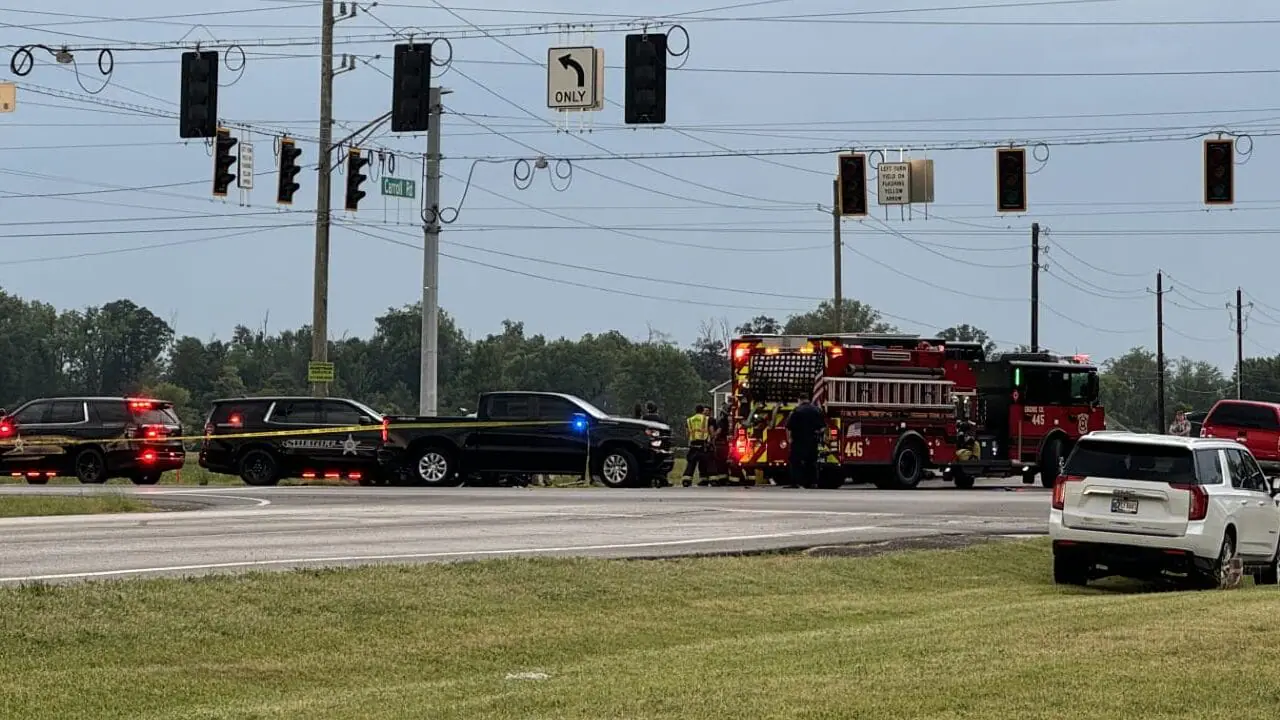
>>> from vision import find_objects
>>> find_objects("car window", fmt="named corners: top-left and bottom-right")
top-left (1243, 405), bottom-right (1280, 430)
top-left (1207, 402), bottom-right (1249, 428)
top-left (270, 400), bottom-right (323, 424)
top-left (93, 401), bottom-right (131, 424)
top-left (487, 395), bottom-right (532, 420)
top-left (1225, 448), bottom-right (1253, 489)
top-left (136, 406), bottom-right (180, 425)
top-left (47, 401), bottom-right (85, 424)
top-left (1237, 450), bottom-right (1268, 492)
top-left (535, 396), bottom-right (579, 421)
top-left (1062, 440), bottom-right (1198, 484)
top-left (321, 401), bottom-right (364, 426)
top-left (1194, 449), bottom-right (1224, 485)
top-left (12, 401), bottom-right (50, 424)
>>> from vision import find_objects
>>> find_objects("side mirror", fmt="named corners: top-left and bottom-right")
top-left (1270, 477), bottom-right (1280, 497)
top-left (358, 415), bottom-right (375, 425)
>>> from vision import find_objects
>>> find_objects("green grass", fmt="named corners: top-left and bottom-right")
top-left (3, 539), bottom-right (1279, 719)
top-left (0, 494), bottom-right (154, 518)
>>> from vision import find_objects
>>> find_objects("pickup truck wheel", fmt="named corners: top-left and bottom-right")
top-left (412, 446), bottom-right (461, 487)
top-left (596, 447), bottom-right (638, 488)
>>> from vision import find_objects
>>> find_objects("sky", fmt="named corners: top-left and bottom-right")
top-left (2, 0), bottom-right (1280, 372)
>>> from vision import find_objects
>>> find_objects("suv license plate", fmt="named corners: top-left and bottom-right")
top-left (1111, 497), bottom-right (1139, 514)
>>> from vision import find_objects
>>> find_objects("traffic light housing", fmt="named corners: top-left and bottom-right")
top-left (212, 128), bottom-right (237, 197)
top-left (179, 50), bottom-right (219, 139)
top-left (391, 43), bottom-right (432, 132)
top-left (996, 147), bottom-right (1027, 213)
top-left (344, 148), bottom-right (368, 211)
top-left (624, 32), bottom-right (667, 125)
top-left (837, 153), bottom-right (868, 216)
top-left (1204, 138), bottom-right (1234, 205)
top-left (276, 138), bottom-right (302, 205)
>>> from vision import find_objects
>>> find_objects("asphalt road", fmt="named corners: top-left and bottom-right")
top-left (0, 479), bottom-right (1049, 584)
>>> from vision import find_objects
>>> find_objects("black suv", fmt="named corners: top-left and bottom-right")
top-left (198, 396), bottom-right (385, 486)
top-left (0, 396), bottom-right (185, 484)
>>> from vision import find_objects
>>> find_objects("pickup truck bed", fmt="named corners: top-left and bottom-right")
top-left (378, 391), bottom-right (674, 488)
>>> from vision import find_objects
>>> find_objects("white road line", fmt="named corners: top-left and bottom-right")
top-left (146, 490), bottom-right (272, 507)
top-left (0, 525), bottom-right (879, 583)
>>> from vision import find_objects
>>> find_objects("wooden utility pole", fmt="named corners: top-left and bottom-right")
top-left (309, 0), bottom-right (335, 397)
top-left (1237, 287), bottom-right (1244, 399)
top-left (832, 179), bottom-right (843, 332)
top-left (1030, 222), bottom-right (1040, 352)
top-left (1155, 271), bottom-right (1165, 433)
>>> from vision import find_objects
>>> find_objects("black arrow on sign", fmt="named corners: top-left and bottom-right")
top-left (558, 54), bottom-right (585, 87)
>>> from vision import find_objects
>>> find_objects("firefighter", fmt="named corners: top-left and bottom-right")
top-left (641, 401), bottom-right (663, 424)
top-left (682, 404), bottom-right (713, 487)
top-left (784, 396), bottom-right (825, 488)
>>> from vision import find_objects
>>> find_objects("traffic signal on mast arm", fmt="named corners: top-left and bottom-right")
top-left (624, 32), bottom-right (667, 125)
top-left (276, 138), bottom-right (302, 205)
top-left (995, 147), bottom-right (1027, 213)
top-left (1203, 138), bottom-right (1234, 205)
top-left (344, 148), bottom-right (369, 211)
top-left (391, 43), bottom-right (432, 132)
top-left (211, 128), bottom-right (238, 197)
top-left (178, 50), bottom-right (218, 139)
top-left (836, 153), bottom-right (868, 217)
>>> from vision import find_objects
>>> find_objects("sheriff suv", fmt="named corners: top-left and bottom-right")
top-left (0, 397), bottom-right (185, 484)
top-left (1049, 432), bottom-right (1280, 589)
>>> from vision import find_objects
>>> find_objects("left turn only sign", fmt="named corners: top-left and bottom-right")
top-left (546, 46), bottom-right (598, 110)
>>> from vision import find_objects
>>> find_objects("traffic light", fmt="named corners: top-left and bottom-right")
top-left (996, 147), bottom-right (1027, 213)
top-left (276, 138), bottom-right (302, 205)
top-left (391, 43), bottom-right (432, 132)
top-left (837, 153), bottom-right (868, 217)
top-left (1204, 138), bottom-right (1234, 205)
top-left (211, 128), bottom-right (237, 197)
top-left (624, 32), bottom-right (667, 125)
top-left (344, 148), bottom-right (368, 211)
top-left (179, 50), bottom-right (219, 139)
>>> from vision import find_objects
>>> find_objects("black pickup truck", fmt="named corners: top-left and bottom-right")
top-left (378, 391), bottom-right (674, 488)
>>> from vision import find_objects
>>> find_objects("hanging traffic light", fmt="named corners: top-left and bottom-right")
top-left (624, 32), bottom-right (667, 125)
top-left (178, 50), bottom-right (219, 139)
top-left (1203, 138), bottom-right (1234, 205)
top-left (344, 148), bottom-right (368, 211)
top-left (996, 147), bottom-right (1027, 213)
top-left (837, 153), bottom-right (868, 217)
top-left (211, 128), bottom-right (237, 197)
top-left (391, 43), bottom-right (432, 132)
top-left (276, 138), bottom-right (302, 205)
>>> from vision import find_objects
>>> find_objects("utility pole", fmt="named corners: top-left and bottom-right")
top-left (419, 87), bottom-right (446, 416)
top-left (832, 179), bottom-right (843, 332)
top-left (1030, 222), bottom-right (1040, 352)
top-left (1237, 287), bottom-right (1244, 399)
top-left (309, 0), bottom-right (335, 398)
top-left (1155, 271), bottom-right (1165, 433)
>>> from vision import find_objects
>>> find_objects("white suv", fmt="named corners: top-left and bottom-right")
top-left (1049, 432), bottom-right (1280, 588)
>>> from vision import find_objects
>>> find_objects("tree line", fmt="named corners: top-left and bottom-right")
top-left (1, 286), bottom-right (1274, 438)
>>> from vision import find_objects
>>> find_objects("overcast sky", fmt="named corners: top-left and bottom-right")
top-left (2, 0), bottom-right (1278, 371)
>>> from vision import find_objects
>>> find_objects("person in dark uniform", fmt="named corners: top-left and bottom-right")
top-left (632, 402), bottom-right (644, 419)
top-left (712, 402), bottom-right (733, 485)
top-left (682, 404), bottom-right (713, 487)
top-left (641, 401), bottom-right (663, 424)
top-left (784, 396), bottom-right (825, 489)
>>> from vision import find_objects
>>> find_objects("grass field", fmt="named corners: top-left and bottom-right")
top-left (0, 494), bottom-right (153, 518)
top-left (2, 539), bottom-right (1278, 719)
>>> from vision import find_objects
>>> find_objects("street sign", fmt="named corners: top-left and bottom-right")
top-left (307, 361), bottom-right (335, 383)
top-left (877, 161), bottom-right (910, 205)
top-left (237, 142), bottom-right (254, 190)
top-left (586, 48), bottom-right (605, 111)
top-left (381, 176), bottom-right (416, 199)
top-left (0, 82), bottom-right (14, 113)
top-left (547, 46), bottom-right (598, 110)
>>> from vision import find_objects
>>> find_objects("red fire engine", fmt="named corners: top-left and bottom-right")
top-left (725, 333), bottom-right (1104, 489)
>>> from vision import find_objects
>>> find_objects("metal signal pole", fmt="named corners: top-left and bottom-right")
top-left (1030, 222), bottom-right (1040, 352)
top-left (1237, 287), bottom-right (1244, 399)
top-left (832, 179), bottom-right (843, 332)
top-left (310, 0), bottom-right (335, 397)
top-left (1155, 271), bottom-right (1165, 432)
top-left (419, 87), bottom-right (449, 416)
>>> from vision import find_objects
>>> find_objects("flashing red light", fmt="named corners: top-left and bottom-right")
top-left (302, 471), bottom-right (317, 479)
top-left (349, 472), bottom-right (363, 481)
top-left (828, 346), bottom-right (843, 356)
top-left (1051, 474), bottom-right (1084, 510)
top-left (1172, 483), bottom-right (1208, 521)
top-left (732, 345), bottom-right (750, 364)
top-left (0, 422), bottom-right (11, 437)
top-left (324, 472), bottom-right (340, 479)
top-left (228, 413), bottom-right (243, 427)
top-left (734, 437), bottom-right (749, 459)
top-left (127, 399), bottom-right (157, 412)
top-left (381, 417), bottom-right (389, 442)
top-left (140, 450), bottom-right (157, 464)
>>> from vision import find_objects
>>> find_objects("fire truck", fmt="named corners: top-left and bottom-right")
top-left (725, 332), bottom-right (1104, 489)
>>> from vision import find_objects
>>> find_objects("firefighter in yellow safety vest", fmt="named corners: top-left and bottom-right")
top-left (682, 405), bottom-right (714, 487)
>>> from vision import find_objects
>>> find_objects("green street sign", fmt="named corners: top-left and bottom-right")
top-left (307, 361), bottom-right (335, 383)
top-left (381, 176), bottom-right (416, 199)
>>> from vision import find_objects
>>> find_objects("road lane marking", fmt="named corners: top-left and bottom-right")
top-left (146, 490), bottom-right (272, 507)
top-left (0, 525), bottom-right (879, 583)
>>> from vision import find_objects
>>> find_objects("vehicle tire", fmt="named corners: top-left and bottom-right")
top-left (74, 448), bottom-right (108, 484)
top-left (889, 440), bottom-right (926, 489)
top-left (1039, 436), bottom-right (1064, 489)
top-left (1254, 547), bottom-right (1279, 586)
top-left (952, 468), bottom-right (976, 489)
top-left (1053, 554), bottom-right (1089, 586)
top-left (816, 467), bottom-right (845, 490)
top-left (1199, 531), bottom-right (1243, 590)
top-left (595, 446), bottom-right (639, 488)
top-left (238, 449), bottom-right (281, 487)
top-left (130, 472), bottom-right (162, 485)
top-left (410, 445), bottom-right (461, 487)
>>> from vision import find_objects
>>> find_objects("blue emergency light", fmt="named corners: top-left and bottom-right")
top-left (571, 413), bottom-right (588, 432)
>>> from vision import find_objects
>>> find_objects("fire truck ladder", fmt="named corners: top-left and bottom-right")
top-left (824, 376), bottom-right (955, 409)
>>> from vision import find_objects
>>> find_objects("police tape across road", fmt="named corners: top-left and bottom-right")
top-left (0, 419), bottom-right (578, 448)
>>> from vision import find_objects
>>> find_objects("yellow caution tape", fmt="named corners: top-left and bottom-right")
top-left (0, 419), bottom-right (585, 448)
